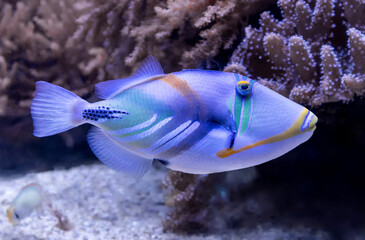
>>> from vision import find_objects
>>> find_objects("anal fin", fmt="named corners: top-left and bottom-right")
top-left (87, 127), bottom-right (152, 177)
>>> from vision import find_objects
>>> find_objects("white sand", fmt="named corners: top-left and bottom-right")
top-left (0, 164), bottom-right (331, 240)
top-left (0, 164), bottom-right (170, 240)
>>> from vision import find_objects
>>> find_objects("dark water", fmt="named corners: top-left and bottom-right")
top-left (254, 98), bottom-right (365, 239)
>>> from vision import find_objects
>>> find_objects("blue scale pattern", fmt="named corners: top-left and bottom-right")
top-left (82, 106), bottom-right (128, 121)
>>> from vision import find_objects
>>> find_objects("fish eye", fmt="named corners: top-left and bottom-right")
top-left (14, 210), bottom-right (20, 219)
top-left (236, 81), bottom-right (251, 96)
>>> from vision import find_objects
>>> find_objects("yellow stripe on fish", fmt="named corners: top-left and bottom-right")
top-left (216, 109), bottom-right (310, 158)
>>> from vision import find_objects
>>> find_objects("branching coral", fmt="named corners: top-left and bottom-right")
top-left (224, 0), bottom-right (365, 106)
top-left (66, 0), bottom-right (150, 79)
top-left (1, 0), bottom-right (363, 113)
top-left (0, 0), bottom-right (275, 118)
top-left (163, 170), bottom-right (226, 233)
top-left (162, 168), bottom-right (261, 233)
top-left (66, 0), bottom-right (274, 80)
top-left (124, 0), bottom-right (276, 69)
top-left (0, 0), bottom-right (91, 117)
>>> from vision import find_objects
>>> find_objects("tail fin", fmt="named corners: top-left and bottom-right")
top-left (31, 81), bottom-right (88, 137)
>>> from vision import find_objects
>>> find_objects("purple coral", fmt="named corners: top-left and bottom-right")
top-left (225, 0), bottom-right (365, 106)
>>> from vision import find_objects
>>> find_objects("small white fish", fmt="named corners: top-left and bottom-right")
top-left (7, 183), bottom-right (43, 224)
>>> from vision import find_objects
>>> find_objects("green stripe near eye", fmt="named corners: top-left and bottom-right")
top-left (230, 75), bottom-right (254, 135)
top-left (239, 95), bottom-right (251, 135)
top-left (234, 93), bottom-right (243, 130)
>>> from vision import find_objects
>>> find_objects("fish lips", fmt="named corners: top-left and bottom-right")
top-left (301, 111), bottom-right (318, 132)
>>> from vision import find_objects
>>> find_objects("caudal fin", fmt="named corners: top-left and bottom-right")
top-left (31, 81), bottom-right (88, 137)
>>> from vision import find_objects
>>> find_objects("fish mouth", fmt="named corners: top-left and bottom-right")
top-left (301, 111), bottom-right (318, 132)
top-left (308, 114), bottom-right (318, 132)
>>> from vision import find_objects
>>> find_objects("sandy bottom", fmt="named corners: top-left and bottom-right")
top-left (0, 164), bottom-right (331, 240)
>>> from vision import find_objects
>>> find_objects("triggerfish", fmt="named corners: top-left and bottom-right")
top-left (31, 56), bottom-right (318, 177)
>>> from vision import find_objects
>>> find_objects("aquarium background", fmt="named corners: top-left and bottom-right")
top-left (0, 0), bottom-right (364, 239)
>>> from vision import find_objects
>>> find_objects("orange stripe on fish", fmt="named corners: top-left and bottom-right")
top-left (161, 74), bottom-right (205, 119)
top-left (217, 109), bottom-right (309, 158)
top-left (161, 74), bottom-right (196, 100)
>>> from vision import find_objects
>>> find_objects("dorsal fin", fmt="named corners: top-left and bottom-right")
top-left (134, 55), bottom-right (164, 77)
top-left (95, 56), bottom-right (165, 99)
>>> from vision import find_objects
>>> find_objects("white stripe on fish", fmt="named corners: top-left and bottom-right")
top-left (114, 116), bottom-right (173, 143)
top-left (147, 120), bottom-right (193, 151)
top-left (107, 114), bottom-right (157, 136)
top-left (151, 121), bottom-right (200, 155)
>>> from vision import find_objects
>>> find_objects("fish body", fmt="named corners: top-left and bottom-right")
top-left (7, 183), bottom-right (43, 224)
top-left (31, 56), bottom-right (317, 176)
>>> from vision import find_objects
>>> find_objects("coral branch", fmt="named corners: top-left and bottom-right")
top-left (320, 45), bottom-right (342, 96)
top-left (163, 170), bottom-right (226, 233)
top-left (289, 36), bottom-right (316, 83)
top-left (348, 28), bottom-right (365, 74)
top-left (264, 33), bottom-right (288, 68)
